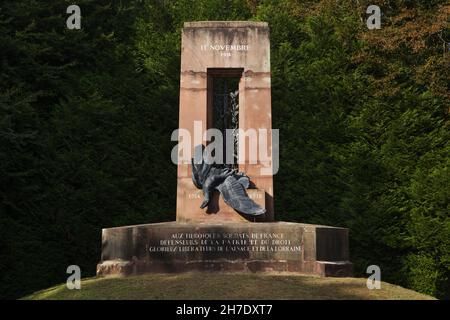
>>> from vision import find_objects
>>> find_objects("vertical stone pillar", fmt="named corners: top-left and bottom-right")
top-left (176, 21), bottom-right (274, 222)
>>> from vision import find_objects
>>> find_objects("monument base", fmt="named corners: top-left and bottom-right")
top-left (97, 221), bottom-right (352, 277)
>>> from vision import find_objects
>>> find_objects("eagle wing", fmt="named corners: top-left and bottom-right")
top-left (216, 176), bottom-right (266, 216)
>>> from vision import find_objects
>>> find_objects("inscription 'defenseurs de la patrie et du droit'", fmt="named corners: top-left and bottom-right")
top-left (149, 232), bottom-right (301, 253)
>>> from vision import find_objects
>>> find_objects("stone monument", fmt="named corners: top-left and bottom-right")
top-left (97, 21), bottom-right (353, 277)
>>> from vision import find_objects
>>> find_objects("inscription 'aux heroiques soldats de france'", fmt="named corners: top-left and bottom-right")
top-left (148, 232), bottom-right (302, 253)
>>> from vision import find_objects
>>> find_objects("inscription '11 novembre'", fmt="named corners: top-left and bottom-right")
top-left (200, 44), bottom-right (250, 51)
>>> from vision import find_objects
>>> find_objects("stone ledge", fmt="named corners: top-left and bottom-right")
top-left (184, 21), bottom-right (268, 29)
top-left (97, 260), bottom-right (308, 275)
top-left (315, 261), bottom-right (354, 277)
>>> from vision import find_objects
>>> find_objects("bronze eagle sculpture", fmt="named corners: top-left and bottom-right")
top-left (191, 145), bottom-right (266, 217)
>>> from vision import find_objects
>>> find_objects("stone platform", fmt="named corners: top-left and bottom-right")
top-left (97, 222), bottom-right (352, 277)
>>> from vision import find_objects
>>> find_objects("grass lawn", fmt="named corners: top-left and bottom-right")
top-left (23, 272), bottom-right (435, 300)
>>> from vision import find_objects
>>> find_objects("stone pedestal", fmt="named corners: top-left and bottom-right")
top-left (97, 222), bottom-right (353, 277)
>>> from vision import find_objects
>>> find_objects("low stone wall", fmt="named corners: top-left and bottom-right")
top-left (97, 221), bottom-right (352, 277)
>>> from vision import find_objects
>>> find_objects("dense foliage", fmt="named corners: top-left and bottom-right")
top-left (0, 0), bottom-right (448, 299)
